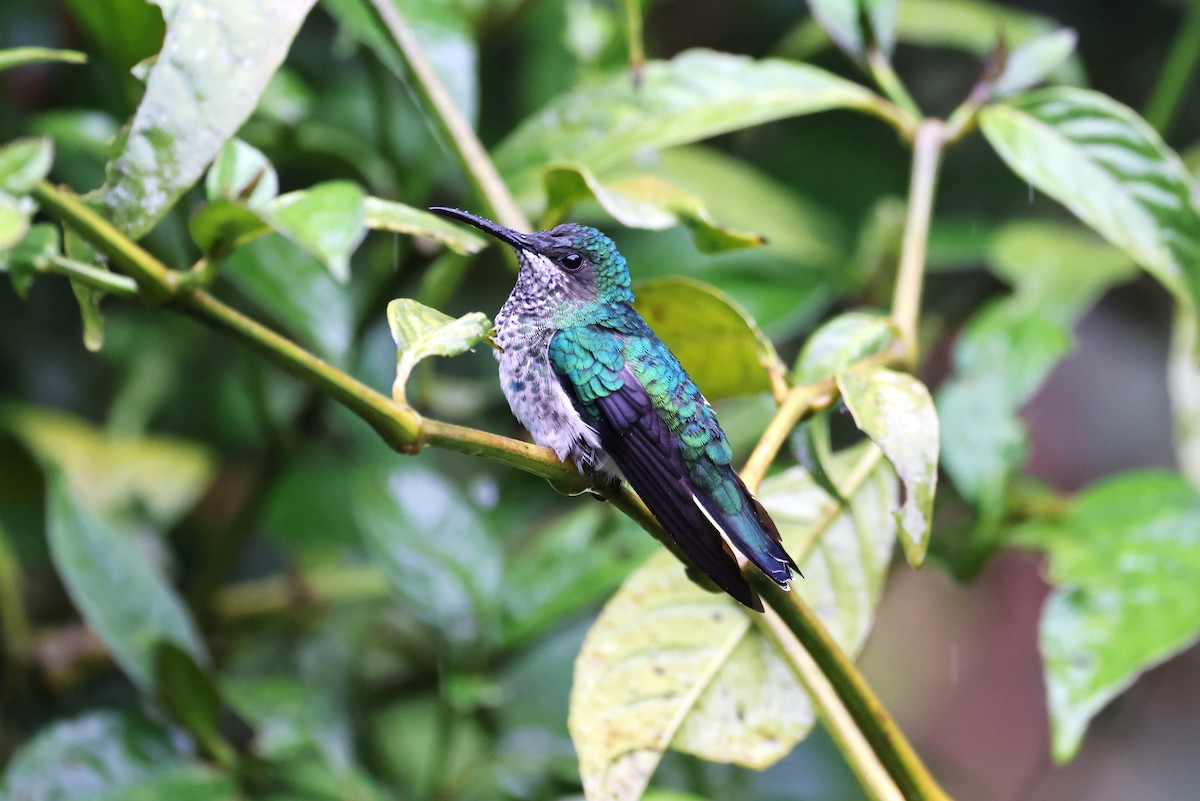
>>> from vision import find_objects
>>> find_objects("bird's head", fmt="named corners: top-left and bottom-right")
top-left (430, 208), bottom-right (634, 307)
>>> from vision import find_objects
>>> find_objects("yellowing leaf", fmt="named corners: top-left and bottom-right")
top-left (634, 277), bottom-right (785, 401)
top-left (836, 366), bottom-right (938, 566)
top-left (3, 405), bottom-right (214, 527)
top-left (543, 164), bottom-right (766, 253)
top-left (570, 444), bottom-right (897, 799)
top-left (386, 299), bottom-right (491, 404)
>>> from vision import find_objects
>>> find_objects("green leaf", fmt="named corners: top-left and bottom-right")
top-left (836, 366), bottom-right (938, 565)
top-left (46, 475), bottom-right (208, 689)
top-left (154, 642), bottom-right (232, 765)
top-left (188, 200), bottom-right (272, 260)
top-left (793, 311), bottom-right (897, 384)
top-left (633, 277), bottom-right (785, 401)
top-left (806, 0), bottom-right (898, 59)
top-left (93, 766), bottom-right (237, 801)
top-left (0, 191), bottom-right (30, 251)
top-left (1012, 471), bottom-right (1200, 761)
top-left (570, 444), bottom-right (896, 797)
top-left (543, 163), bottom-right (766, 253)
top-left (363, 197), bottom-right (487, 255)
top-left (65, 231), bottom-right (107, 352)
top-left (386, 298), bottom-right (492, 404)
top-left (1169, 309), bottom-right (1200, 490)
top-left (1, 223), bottom-right (60, 298)
top-left (268, 181), bottom-right (366, 284)
top-left (640, 147), bottom-right (849, 270)
top-left (494, 49), bottom-right (880, 203)
top-left (0, 137), bottom-right (54, 195)
top-left (353, 465), bottom-right (503, 654)
top-left (223, 233), bottom-right (355, 364)
top-left (937, 221), bottom-right (1133, 518)
top-left (61, 0), bottom-right (166, 80)
top-left (323, 0), bottom-right (480, 123)
top-left (0, 710), bottom-right (191, 801)
top-left (0, 47), bottom-right (87, 72)
top-left (205, 139), bottom-right (278, 208)
top-left (100, 0), bottom-right (319, 237)
top-left (501, 506), bottom-right (655, 645)
top-left (980, 88), bottom-right (1200, 310)
top-left (2, 404), bottom-right (215, 527)
top-left (992, 29), bottom-right (1078, 99)
top-left (896, 0), bottom-right (1075, 59)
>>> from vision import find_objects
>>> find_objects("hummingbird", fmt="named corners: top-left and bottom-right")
top-left (429, 208), bottom-right (799, 611)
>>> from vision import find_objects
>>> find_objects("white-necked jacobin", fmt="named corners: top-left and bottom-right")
top-left (430, 207), bottom-right (799, 611)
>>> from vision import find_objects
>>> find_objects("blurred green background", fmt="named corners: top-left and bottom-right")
top-left (2, 1), bottom-right (1199, 800)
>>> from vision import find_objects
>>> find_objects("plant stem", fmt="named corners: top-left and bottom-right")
top-left (753, 574), bottom-right (950, 801)
top-left (620, 0), bottom-right (645, 78)
top-left (42, 253), bottom-right (140, 297)
top-left (367, 0), bottom-right (529, 235)
top-left (740, 383), bottom-right (829, 493)
top-left (867, 48), bottom-right (921, 121)
top-left (31, 182), bottom-right (177, 302)
top-left (1144, 0), bottom-right (1200, 136)
top-left (891, 119), bottom-right (946, 364)
top-left (756, 606), bottom-right (904, 801)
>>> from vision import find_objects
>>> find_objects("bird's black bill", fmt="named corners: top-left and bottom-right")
top-left (428, 207), bottom-right (534, 251)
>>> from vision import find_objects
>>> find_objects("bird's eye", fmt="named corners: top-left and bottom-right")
top-left (559, 252), bottom-right (584, 271)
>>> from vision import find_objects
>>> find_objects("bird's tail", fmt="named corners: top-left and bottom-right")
top-left (695, 471), bottom-right (800, 588)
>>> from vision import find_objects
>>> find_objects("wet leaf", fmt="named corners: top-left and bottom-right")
top-left (991, 29), bottom-right (1078, 99)
top-left (101, 0), bottom-right (318, 237)
top-left (65, 231), bottom-right (107, 352)
top-left (0, 137), bottom-right (54, 195)
top-left (570, 444), bottom-right (896, 798)
top-left (363, 197), bottom-right (487, 254)
top-left (0, 192), bottom-right (29, 251)
top-left (2, 404), bottom-right (214, 527)
top-left (323, 0), bottom-right (480, 123)
top-left (806, 0), bottom-right (898, 59)
top-left (223, 233), bottom-right (355, 365)
top-left (495, 49), bottom-right (880, 203)
top-left (633, 277), bottom-right (785, 401)
top-left (793, 311), bottom-right (897, 384)
top-left (1, 223), bottom-right (60, 298)
top-left (386, 298), bottom-right (491, 404)
top-left (543, 163), bottom-right (766, 253)
top-left (836, 366), bottom-right (938, 566)
top-left (45, 475), bottom-right (207, 690)
top-left (0, 710), bottom-right (191, 801)
top-left (1170, 310), bottom-right (1200, 490)
top-left (353, 465), bottom-right (503, 654)
top-left (153, 642), bottom-right (230, 764)
top-left (981, 88), bottom-right (1200, 310)
top-left (501, 506), bottom-right (655, 645)
top-left (204, 139), bottom-right (278, 208)
top-left (641, 147), bottom-right (848, 270)
top-left (937, 221), bottom-right (1133, 518)
top-left (268, 181), bottom-right (366, 284)
top-left (1012, 471), bottom-right (1200, 761)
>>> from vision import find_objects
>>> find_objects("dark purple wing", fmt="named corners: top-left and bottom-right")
top-left (583, 369), bottom-right (762, 611)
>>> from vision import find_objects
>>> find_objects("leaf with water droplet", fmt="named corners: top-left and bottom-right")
top-left (981, 88), bottom-right (1200, 310)
top-left (1012, 471), bottom-right (1200, 762)
top-left (570, 443), bottom-right (897, 799)
top-left (100, 0), bottom-right (318, 238)
top-left (363, 197), bottom-right (487, 255)
top-left (543, 163), bottom-right (766, 253)
top-left (837, 365), bottom-right (938, 566)
top-left (386, 299), bottom-right (491, 405)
